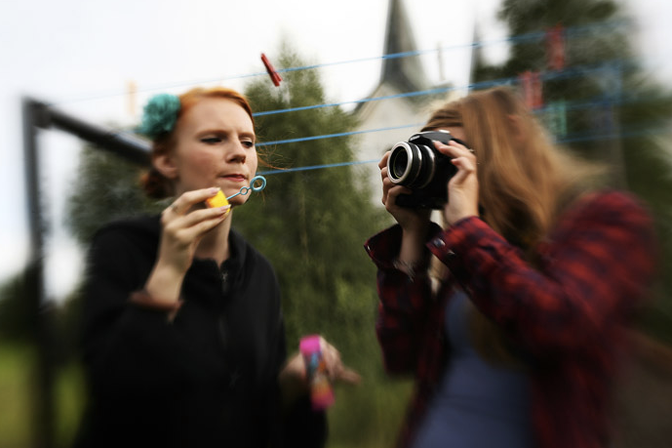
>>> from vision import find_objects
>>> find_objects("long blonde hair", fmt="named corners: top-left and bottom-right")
top-left (425, 86), bottom-right (604, 364)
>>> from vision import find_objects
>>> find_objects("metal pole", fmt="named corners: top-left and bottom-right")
top-left (22, 98), bottom-right (54, 448)
top-left (21, 98), bottom-right (150, 448)
top-left (38, 102), bottom-right (151, 166)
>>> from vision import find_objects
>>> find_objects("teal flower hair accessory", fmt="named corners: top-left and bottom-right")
top-left (137, 93), bottom-right (181, 139)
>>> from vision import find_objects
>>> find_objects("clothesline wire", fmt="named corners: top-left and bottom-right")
top-left (49, 19), bottom-right (630, 106)
top-left (253, 60), bottom-right (628, 117)
top-left (257, 126), bottom-right (667, 176)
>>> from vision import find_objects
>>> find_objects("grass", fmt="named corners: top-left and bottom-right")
top-left (0, 342), bottom-right (86, 448)
top-left (0, 343), bottom-right (33, 448)
top-left (0, 339), bottom-right (411, 448)
top-left (54, 362), bottom-right (85, 447)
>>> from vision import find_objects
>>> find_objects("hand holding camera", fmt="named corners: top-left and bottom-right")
top-left (385, 130), bottom-right (479, 225)
top-left (387, 130), bottom-right (468, 208)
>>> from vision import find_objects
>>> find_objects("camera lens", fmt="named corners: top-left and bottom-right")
top-left (388, 142), bottom-right (414, 184)
top-left (391, 147), bottom-right (409, 179)
top-left (387, 141), bottom-right (435, 189)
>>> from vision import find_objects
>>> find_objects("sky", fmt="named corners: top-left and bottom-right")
top-left (0, 0), bottom-right (670, 302)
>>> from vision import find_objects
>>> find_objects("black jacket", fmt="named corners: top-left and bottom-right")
top-left (73, 215), bottom-right (325, 448)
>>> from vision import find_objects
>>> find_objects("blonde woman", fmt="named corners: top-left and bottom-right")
top-left (365, 86), bottom-right (657, 448)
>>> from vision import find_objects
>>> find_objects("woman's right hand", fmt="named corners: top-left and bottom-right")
top-left (157, 187), bottom-right (231, 274)
top-left (144, 187), bottom-right (230, 304)
top-left (379, 152), bottom-right (431, 236)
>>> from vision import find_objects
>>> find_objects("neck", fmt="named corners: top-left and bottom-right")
top-left (194, 211), bottom-right (233, 265)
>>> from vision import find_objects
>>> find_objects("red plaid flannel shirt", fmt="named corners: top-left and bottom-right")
top-left (364, 191), bottom-right (657, 448)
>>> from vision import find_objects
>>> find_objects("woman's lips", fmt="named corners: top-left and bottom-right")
top-left (220, 174), bottom-right (246, 182)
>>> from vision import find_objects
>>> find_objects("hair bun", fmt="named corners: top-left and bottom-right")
top-left (140, 167), bottom-right (172, 199)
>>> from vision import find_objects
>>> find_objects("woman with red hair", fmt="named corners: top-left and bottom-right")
top-left (73, 87), bottom-right (358, 448)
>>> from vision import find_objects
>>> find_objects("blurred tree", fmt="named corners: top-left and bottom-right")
top-left (239, 42), bottom-right (406, 447)
top-left (472, 0), bottom-right (672, 344)
top-left (65, 144), bottom-right (163, 246)
top-left (0, 271), bottom-right (34, 343)
top-left (0, 142), bottom-right (157, 347)
top-left (242, 45), bottom-right (385, 340)
top-left (62, 141), bottom-right (164, 362)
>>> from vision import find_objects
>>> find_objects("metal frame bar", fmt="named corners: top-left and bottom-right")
top-left (21, 97), bottom-right (150, 448)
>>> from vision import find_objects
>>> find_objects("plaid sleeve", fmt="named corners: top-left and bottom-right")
top-left (364, 224), bottom-right (441, 374)
top-left (427, 191), bottom-right (657, 355)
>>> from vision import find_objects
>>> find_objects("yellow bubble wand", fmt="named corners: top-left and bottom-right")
top-left (205, 175), bottom-right (267, 209)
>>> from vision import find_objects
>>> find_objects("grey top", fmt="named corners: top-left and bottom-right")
top-left (412, 290), bottom-right (533, 448)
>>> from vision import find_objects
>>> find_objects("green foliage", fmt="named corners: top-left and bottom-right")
top-left (0, 268), bottom-right (37, 343)
top-left (65, 144), bottom-right (164, 246)
top-left (241, 44), bottom-right (385, 340)
top-left (238, 43), bottom-right (403, 446)
top-left (475, 0), bottom-right (672, 343)
top-left (0, 264), bottom-right (84, 358)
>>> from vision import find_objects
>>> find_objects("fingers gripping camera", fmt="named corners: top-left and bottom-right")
top-left (387, 130), bottom-right (468, 209)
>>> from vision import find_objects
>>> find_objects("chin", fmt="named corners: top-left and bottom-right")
top-left (227, 197), bottom-right (248, 208)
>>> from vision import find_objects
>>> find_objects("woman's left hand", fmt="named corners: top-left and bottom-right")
top-left (433, 139), bottom-right (480, 226)
top-left (279, 337), bottom-right (361, 405)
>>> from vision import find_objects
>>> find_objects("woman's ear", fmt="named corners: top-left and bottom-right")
top-left (153, 152), bottom-right (178, 180)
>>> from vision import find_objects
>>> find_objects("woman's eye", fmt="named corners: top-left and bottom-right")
top-left (242, 140), bottom-right (255, 148)
top-left (201, 137), bottom-right (222, 144)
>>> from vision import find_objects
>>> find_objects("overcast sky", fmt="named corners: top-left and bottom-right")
top-left (0, 0), bottom-right (669, 302)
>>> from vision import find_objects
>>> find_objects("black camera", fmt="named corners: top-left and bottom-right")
top-left (387, 130), bottom-right (467, 209)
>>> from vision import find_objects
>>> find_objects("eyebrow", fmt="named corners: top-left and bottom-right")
top-left (198, 128), bottom-right (256, 141)
top-left (238, 131), bottom-right (256, 141)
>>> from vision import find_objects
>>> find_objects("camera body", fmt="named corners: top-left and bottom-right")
top-left (387, 130), bottom-right (467, 209)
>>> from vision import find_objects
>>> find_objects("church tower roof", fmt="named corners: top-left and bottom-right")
top-left (380, 0), bottom-right (430, 93)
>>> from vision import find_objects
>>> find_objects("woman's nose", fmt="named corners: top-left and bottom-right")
top-left (227, 142), bottom-right (247, 163)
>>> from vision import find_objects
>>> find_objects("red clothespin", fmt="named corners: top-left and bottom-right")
top-left (519, 70), bottom-right (543, 109)
top-left (261, 53), bottom-right (283, 87)
top-left (546, 24), bottom-right (565, 71)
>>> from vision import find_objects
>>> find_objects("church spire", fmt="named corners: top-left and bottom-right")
top-left (380, 0), bottom-right (429, 93)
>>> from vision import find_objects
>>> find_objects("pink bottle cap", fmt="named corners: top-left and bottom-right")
top-left (300, 335), bottom-right (321, 354)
